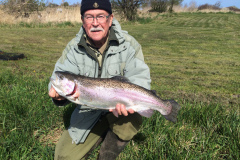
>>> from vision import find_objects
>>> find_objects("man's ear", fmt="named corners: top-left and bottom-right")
top-left (81, 16), bottom-right (84, 24)
top-left (108, 14), bottom-right (114, 27)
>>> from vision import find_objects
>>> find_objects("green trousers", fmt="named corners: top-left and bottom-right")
top-left (54, 112), bottom-right (142, 160)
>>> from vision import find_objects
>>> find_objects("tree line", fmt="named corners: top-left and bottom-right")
top-left (111, 0), bottom-right (183, 20)
top-left (0, 0), bottom-right (183, 20)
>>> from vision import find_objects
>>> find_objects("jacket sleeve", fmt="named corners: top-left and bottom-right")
top-left (48, 37), bottom-right (81, 106)
top-left (123, 33), bottom-right (151, 90)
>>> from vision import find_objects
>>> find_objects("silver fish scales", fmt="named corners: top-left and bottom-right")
top-left (50, 71), bottom-right (181, 123)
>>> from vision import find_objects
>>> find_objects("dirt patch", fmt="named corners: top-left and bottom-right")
top-left (34, 125), bottom-right (64, 145)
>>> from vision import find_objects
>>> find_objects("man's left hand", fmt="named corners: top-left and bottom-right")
top-left (109, 103), bottom-right (135, 117)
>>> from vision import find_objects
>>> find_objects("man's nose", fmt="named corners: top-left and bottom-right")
top-left (92, 17), bottom-right (99, 25)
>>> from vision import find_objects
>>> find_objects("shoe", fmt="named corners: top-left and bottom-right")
top-left (98, 130), bottom-right (129, 160)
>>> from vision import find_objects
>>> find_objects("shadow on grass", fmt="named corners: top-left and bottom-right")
top-left (133, 132), bottom-right (147, 144)
top-left (0, 50), bottom-right (25, 60)
top-left (62, 104), bottom-right (76, 129)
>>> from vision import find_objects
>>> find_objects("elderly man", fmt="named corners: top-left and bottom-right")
top-left (48, 0), bottom-right (151, 159)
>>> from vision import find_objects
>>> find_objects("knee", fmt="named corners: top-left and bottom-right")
top-left (109, 113), bottom-right (143, 141)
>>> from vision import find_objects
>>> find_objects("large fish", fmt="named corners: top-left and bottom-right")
top-left (50, 71), bottom-right (181, 123)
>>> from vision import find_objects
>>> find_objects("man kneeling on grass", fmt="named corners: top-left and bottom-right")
top-left (48, 0), bottom-right (151, 159)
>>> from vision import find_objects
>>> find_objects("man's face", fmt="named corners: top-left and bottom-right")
top-left (82, 9), bottom-right (113, 44)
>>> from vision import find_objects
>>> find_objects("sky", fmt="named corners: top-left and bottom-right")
top-left (51, 0), bottom-right (240, 9)
top-left (181, 0), bottom-right (240, 8)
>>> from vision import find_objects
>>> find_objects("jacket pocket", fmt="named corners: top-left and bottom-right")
top-left (77, 64), bottom-right (95, 77)
top-left (107, 63), bottom-right (121, 78)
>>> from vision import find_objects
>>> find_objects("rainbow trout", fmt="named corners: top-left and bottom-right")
top-left (50, 71), bottom-right (181, 123)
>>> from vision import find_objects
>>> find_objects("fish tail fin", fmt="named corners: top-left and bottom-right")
top-left (163, 100), bottom-right (181, 123)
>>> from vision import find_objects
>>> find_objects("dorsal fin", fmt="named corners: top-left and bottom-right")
top-left (151, 90), bottom-right (157, 95)
top-left (111, 76), bottom-right (130, 82)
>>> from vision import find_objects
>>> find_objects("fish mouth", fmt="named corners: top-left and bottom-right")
top-left (66, 83), bottom-right (77, 96)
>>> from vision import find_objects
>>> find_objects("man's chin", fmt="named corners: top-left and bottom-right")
top-left (88, 32), bottom-right (108, 44)
top-left (90, 37), bottom-right (104, 42)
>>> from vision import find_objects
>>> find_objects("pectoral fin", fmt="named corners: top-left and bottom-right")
top-left (138, 109), bottom-right (154, 118)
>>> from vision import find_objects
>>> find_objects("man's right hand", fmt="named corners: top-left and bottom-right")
top-left (48, 86), bottom-right (66, 101)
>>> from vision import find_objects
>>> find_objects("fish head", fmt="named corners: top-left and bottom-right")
top-left (50, 71), bottom-right (76, 96)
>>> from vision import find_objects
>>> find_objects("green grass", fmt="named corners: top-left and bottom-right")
top-left (0, 12), bottom-right (239, 159)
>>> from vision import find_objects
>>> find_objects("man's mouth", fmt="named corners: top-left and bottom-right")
top-left (90, 28), bottom-right (104, 32)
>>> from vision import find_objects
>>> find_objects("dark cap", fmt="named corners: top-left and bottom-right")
top-left (81, 0), bottom-right (112, 16)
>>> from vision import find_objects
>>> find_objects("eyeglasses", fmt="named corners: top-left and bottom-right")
top-left (83, 15), bottom-right (110, 24)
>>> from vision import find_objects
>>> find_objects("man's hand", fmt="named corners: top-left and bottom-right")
top-left (48, 86), bottom-right (66, 101)
top-left (109, 103), bottom-right (135, 117)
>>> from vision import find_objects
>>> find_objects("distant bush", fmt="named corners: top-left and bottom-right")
top-left (198, 1), bottom-right (221, 10)
top-left (198, 4), bottom-right (221, 10)
top-left (227, 6), bottom-right (240, 12)
top-left (149, 0), bottom-right (168, 13)
top-left (1, 0), bottom-right (45, 18)
top-left (47, 3), bottom-right (59, 7)
top-left (62, 2), bottom-right (69, 7)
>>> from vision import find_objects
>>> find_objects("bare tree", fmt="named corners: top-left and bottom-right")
top-left (168, 0), bottom-right (183, 13)
top-left (150, 0), bottom-right (168, 13)
top-left (111, 0), bottom-right (145, 21)
top-left (188, 0), bottom-right (197, 11)
top-left (149, 0), bottom-right (183, 13)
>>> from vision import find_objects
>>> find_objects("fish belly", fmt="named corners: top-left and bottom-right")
top-left (76, 86), bottom-right (159, 112)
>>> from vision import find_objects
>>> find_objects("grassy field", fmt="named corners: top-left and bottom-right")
top-left (0, 12), bottom-right (239, 159)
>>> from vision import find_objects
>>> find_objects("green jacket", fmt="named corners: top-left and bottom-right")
top-left (49, 18), bottom-right (151, 144)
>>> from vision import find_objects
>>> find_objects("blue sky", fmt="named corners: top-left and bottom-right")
top-left (181, 0), bottom-right (240, 8)
top-left (51, 0), bottom-right (240, 8)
